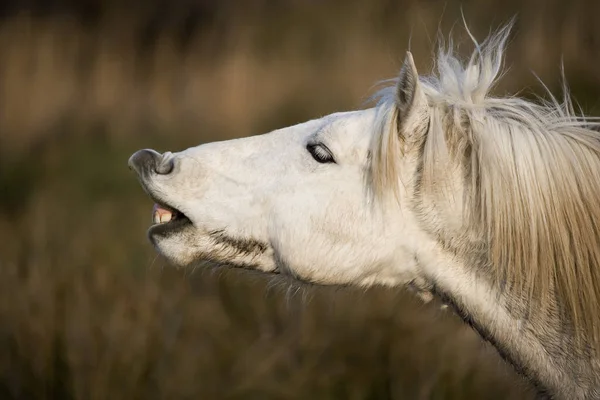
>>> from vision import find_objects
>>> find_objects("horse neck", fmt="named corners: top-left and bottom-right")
top-left (418, 249), bottom-right (600, 399)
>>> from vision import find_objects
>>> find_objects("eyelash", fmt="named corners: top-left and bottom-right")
top-left (307, 143), bottom-right (336, 164)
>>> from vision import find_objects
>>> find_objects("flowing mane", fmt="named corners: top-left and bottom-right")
top-left (370, 23), bottom-right (600, 354)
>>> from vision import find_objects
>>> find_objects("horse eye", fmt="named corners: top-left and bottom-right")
top-left (307, 143), bottom-right (335, 164)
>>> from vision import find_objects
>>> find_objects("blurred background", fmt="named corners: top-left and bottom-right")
top-left (1, 0), bottom-right (599, 398)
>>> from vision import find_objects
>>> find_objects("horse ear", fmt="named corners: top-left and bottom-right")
top-left (396, 52), bottom-right (425, 124)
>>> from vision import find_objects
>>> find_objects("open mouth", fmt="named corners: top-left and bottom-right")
top-left (149, 202), bottom-right (192, 235)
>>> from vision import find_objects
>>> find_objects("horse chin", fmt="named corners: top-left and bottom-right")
top-left (147, 224), bottom-right (197, 267)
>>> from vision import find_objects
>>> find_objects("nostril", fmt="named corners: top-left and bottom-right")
top-left (128, 149), bottom-right (161, 176)
top-left (156, 157), bottom-right (174, 175)
top-left (128, 149), bottom-right (177, 177)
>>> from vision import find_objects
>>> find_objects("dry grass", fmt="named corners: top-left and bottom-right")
top-left (0, 259), bottom-right (534, 399)
top-left (1, 0), bottom-right (599, 398)
top-left (1, 0), bottom-right (599, 157)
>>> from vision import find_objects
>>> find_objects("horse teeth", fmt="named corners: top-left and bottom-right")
top-left (153, 211), bottom-right (173, 224)
top-left (159, 213), bottom-right (172, 223)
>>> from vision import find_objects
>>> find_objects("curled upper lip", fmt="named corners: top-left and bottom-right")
top-left (147, 191), bottom-right (193, 230)
top-left (146, 190), bottom-right (187, 221)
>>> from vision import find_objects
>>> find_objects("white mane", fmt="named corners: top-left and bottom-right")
top-left (370, 22), bottom-right (600, 352)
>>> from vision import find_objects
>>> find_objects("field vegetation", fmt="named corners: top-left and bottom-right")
top-left (1, 0), bottom-right (599, 398)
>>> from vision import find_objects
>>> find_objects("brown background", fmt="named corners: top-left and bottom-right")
top-left (1, 0), bottom-right (599, 398)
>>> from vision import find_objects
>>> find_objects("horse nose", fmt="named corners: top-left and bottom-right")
top-left (128, 149), bottom-right (174, 176)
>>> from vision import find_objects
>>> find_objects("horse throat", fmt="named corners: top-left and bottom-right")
top-left (418, 252), bottom-right (600, 399)
top-left (428, 282), bottom-right (552, 398)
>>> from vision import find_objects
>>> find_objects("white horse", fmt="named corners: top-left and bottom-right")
top-left (129, 23), bottom-right (600, 399)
